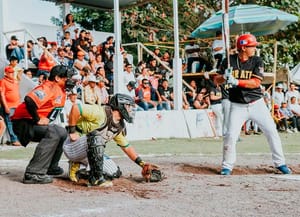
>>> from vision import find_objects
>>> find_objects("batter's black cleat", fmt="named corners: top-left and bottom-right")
top-left (276, 165), bottom-right (292, 174)
top-left (23, 173), bottom-right (53, 184)
top-left (47, 167), bottom-right (64, 176)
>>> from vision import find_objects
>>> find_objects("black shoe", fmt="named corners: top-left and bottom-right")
top-left (47, 167), bottom-right (64, 176)
top-left (23, 173), bottom-right (53, 184)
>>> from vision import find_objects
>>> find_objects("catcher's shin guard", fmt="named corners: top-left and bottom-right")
top-left (68, 161), bottom-right (80, 182)
top-left (86, 133), bottom-right (112, 187)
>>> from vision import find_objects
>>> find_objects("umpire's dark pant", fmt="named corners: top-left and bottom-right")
top-left (25, 125), bottom-right (67, 175)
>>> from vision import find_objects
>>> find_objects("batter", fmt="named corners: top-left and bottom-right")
top-left (214, 33), bottom-right (291, 175)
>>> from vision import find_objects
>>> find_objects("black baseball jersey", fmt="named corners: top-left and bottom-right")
top-left (221, 54), bottom-right (264, 104)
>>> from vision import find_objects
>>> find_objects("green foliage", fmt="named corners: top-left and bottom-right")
top-left (59, 0), bottom-right (299, 69)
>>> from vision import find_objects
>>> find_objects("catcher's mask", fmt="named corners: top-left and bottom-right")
top-left (109, 93), bottom-right (135, 123)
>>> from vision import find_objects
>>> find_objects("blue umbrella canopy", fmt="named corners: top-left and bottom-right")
top-left (191, 4), bottom-right (298, 38)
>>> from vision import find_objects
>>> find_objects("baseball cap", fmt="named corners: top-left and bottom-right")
top-left (87, 75), bottom-right (99, 83)
top-left (274, 104), bottom-right (279, 109)
top-left (68, 87), bottom-right (78, 95)
top-left (4, 66), bottom-right (14, 73)
top-left (127, 81), bottom-right (136, 88)
top-left (276, 83), bottom-right (283, 89)
top-left (11, 35), bottom-right (18, 41)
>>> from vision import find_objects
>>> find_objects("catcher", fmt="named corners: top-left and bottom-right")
top-left (63, 93), bottom-right (163, 187)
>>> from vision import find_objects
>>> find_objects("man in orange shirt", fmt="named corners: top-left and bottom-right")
top-left (12, 65), bottom-right (75, 184)
top-left (0, 66), bottom-right (21, 146)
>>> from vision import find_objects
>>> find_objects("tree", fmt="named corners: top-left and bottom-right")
top-left (61, 0), bottom-right (299, 69)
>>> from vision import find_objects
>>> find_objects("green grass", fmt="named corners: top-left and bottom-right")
top-left (1, 133), bottom-right (298, 160)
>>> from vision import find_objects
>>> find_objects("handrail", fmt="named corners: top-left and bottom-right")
top-left (122, 42), bottom-right (194, 92)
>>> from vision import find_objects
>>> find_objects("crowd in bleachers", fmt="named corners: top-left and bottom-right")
top-left (1, 13), bottom-right (300, 146)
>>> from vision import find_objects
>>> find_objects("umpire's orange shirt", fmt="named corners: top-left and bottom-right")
top-left (12, 80), bottom-right (66, 120)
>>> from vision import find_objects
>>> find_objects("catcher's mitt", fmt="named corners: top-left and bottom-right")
top-left (141, 163), bottom-right (164, 182)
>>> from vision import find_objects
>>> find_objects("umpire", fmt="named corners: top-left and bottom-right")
top-left (12, 65), bottom-right (74, 184)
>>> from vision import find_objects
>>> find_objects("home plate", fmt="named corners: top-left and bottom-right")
top-left (271, 175), bottom-right (300, 181)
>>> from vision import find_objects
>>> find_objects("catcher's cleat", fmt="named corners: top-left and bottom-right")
top-left (68, 161), bottom-right (80, 182)
top-left (220, 168), bottom-right (231, 175)
top-left (276, 165), bottom-right (292, 174)
top-left (87, 177), bottom-right (113, 188)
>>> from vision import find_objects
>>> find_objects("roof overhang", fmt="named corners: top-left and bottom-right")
top-left (43, 0), bottom-right (152, 10)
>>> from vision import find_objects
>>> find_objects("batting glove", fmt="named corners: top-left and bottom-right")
top-left (227, 73), bottom-right (239, 87)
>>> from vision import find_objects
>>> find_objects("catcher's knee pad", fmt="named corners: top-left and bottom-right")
top-left (87, 133), bottom-right (106, 184)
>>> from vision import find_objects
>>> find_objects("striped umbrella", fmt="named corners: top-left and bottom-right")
top-left (191, 4), bottom-right (298, 38)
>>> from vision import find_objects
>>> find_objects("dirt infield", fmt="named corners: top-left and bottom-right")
top-left (1, 154), bottom-right (300, 217)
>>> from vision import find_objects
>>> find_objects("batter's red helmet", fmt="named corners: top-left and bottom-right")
top-left (274, 104), bottom-right (280, 109)
top-left (236, 34), bottom-right (258, 49)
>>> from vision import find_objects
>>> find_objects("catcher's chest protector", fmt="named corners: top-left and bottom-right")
top-left (95, 106), bottom-right (125, 143)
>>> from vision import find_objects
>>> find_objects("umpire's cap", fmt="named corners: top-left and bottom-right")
top-left (48, 65), bottom-right (75, 81)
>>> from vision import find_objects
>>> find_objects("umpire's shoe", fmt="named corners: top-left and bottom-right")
top-left (47, 167), bottom-right (64, 176)
top-left (23, 173), bottom-right (53, 184)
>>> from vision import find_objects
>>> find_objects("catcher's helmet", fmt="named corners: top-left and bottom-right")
top-left (109, 93), bottom-right (135, 123)
top-left (236, 34), bottom-right (258, 50)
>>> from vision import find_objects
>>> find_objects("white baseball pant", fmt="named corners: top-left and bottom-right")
top-left (222, 98), bottom-right (286, 170)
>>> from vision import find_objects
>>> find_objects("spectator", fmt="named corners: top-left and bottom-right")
top-left (56, 47), bottom-right (70, 66)
top-left (101, 36), bottom-right (115, 64)
top-left (73, 51), bottom-right (91, 77)
top-left (64, 88), bottom-right (82, 125)
top-left (285, 83), bottom-right (299, 106)
top-left (262, 85), bottom-right (271, 110)
top-left (8, 56), bottom-right (23, 81)
top-left (208, 82), bottom-right (223, 137)
top-left (124, 81), bottom-right (143, 111)
top-left (48, 42), bottom-right (58, 58)
top-left (37, 48), bottom-right (56, 77)
top-left (95, 67), bottom-right (109, 86)
top-left (73, 29), bottom-right (89, 59)
top-left (135, 60), bottom-right (146, 77)
top-left (5, 35), bottom-right (24, 62)
top-left (24, 69), bottom-right (33, 79)
top-left (273, 104), bottom-right (292, 133)
top-left (0, 66), bottom-right (21, 146)
top-left (63, 45), bottom-right (74, 67)
top-left (83, 75), bottom-right (100, 105)
top-left (31, 37), bottom-right (47, 67)
top-left (61, 31), bottom-right (73, 47)
top-left (245, 120), bottom-right (260, 135)
top-left (137, 78), bottom-right (162, 111)
top-left (63, 13), bottom-right (79, 41)
top-left (123, 63), bottom-right (136, 89)
top-left (212, 30), bottom-right (225, 70)
top-left (158, 79), bottom-right (173, 110)
top-left (193, 92), bottom-right (209, 109)
top-left (274, 83), bottom-right (285, 106)
top-left (96, 77), bottom-right (109, 105)
top-left (184, 38), bottom-right (200, 73)
top-left (12, 65), bottom-right (72, 184)
top-left (280, 102), bottom-right (298, 132)
top-left (136, 67), bottom-right (150, 86)
top-left (184, 79), bottom-right (199, 107)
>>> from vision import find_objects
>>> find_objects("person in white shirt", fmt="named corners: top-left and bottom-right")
top-left (123, 63), bottom-right (136, 89)
top-left (184, 38), bottom-right (200, 73)
top-left (274, 83), bottom-right (285, 106)
top-left (285, 83), bottom-right (300, 106)
top-left (212, 31), bottom-right (225, 70)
